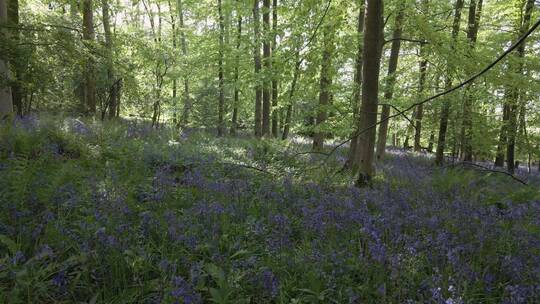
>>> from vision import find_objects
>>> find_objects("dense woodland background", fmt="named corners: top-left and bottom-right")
top-left (1, 0), bottom-right (539, 180)
top-left (1, 0), bottom-right (540, 303)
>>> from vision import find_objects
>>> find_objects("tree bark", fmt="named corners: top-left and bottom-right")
top-left (168, 0), bottom-right (178, 124)
top-left (262, 0), bottom-right (271, 136)
top-left (282, 46), bottom-right (301, 140)
top-left (0, 0), bottom-right (13, 118)
top-left (414, 53), bottom-right (428, 152)
top-left (7, 0), bottom-right (21, 115)
top-left (253, 0), bottom-right (263, 137)
top-left (82, 0), bottom-right (96, 115)
top-left (434, 0), bottom-right (464, 165)
top-left (375, 9), bottom-right (404, 161)
top-left (413, 0), bottom-right (430, 152)
top-left (230, 1), bottom-right (242, 136)
top-left (344, 2), bottom-right (365, 170)
top-left (494, 101), bottom-right (509, 167)
top-left (356, 0), bottom-right (384, 186)
top-left (312, 25), bottom-right (334, 152)
top-left (506, 0), bottom-right (534, 174)
top-left (217, 0), bottom-right (225, 136)
top-left (271, 0), bottom-right (279, 137)
top-left (102, 0), bottom-right (117, 119)
top-left (460, 0), bottom-right (483, 161)
top-left (175, 0), bottom-right (190, 126)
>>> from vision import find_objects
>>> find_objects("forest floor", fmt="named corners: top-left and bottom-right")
top-left (1, 116), bottom-right (539, 303)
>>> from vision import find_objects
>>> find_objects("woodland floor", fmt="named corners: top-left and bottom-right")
top-left (0, 116), bottom-right (539, 303)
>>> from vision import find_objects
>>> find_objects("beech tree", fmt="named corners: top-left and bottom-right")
top-left (344, 1), bottom-right (365, 170)
top-left (434, 0), bottom-right (464, 165)
top-left (262, 0), bottom-right (271, 136)
top-left (500, 0), bottom-right (535, 173)
top-left (82, 0), bottom-right (96, 115)
top-left (217, 0), bottom-right (225, 136)
top-left (356, 0), bottom-right (384, 186)
top-left (253, 0), bottom-right (262, 137)
top-left (375, 8), bottom-right (404, 161)
top-left (0, 0), bottom-right (13, 118)
top-left (312, 21), bottom-right (334, 152)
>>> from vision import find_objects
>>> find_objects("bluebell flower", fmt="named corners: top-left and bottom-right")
top-left (11, 251), bottom-right (26, 265)
top-left (52, 270), bottom-right (68, 287)
top-left (262, 270), bottom-right (279, 298)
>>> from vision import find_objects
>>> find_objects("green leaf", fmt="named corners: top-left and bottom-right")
top-left (0, 235), bottom-right (18, 255)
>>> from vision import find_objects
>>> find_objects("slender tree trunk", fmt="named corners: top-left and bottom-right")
top-left (495, 101), bottom-right (509, 166)
top-left (427, 131), bottom-right (435, 153)
top-left (230, 2), bottom-right (242, 135)
top-left (262, 0), bottom-right (271, 136)
top-left (505, 0), bottom-right (534, 174)
top-left (356, 0), bottom-right (384, 186)
top-left (82, 0), bottom-right (96, 115)
top-left (312, 26), bottom-right (334, 152)
top-left (271, 0), bottom-right (279, 137)
top-left (0, 0), bottom-right (13, 118)
top-left (460, 0), bottom-right (483, 161)
top-left (344, 2), bottom-right (365, 170)
top-left (217, 0), bottom-right (225, 136)
top-left (414, 54), bottom-right (428, 152)
top-left (102, 0), bottom-right (117, 119)
top-left (168, 0), bottom-right (178, 124)
top-left (375, 9), bottom-right (404, 161)
top-left (434, 0), bottom-right (464, 165)
top-left (282, 47), bottom-right (301, 140)
top-left (176, 0), bottom-right (190, 126)
top-left (253, 0), bottom-right (263, 137)
top-left (7, 0), bottom-right (21, 115)
top-left (413, 0), bottom-right (430, 152)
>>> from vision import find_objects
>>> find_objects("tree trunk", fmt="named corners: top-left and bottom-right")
top-left (0, 0), bottom-right (13, 118)
top-left (253, 0), bottom-right (263, 137)
top-left (7, 0), bottom-right (21, 115)
top-left (271, 0), bottom-right (279, 137)
top-left (176, 0), bottom-right (190, 126)
top-left (282, 46), bottom-right (301, 140)
top-left (312, 26), bottom-right (334, 152)
top-left (460, 0), bottom-right (483, 161)
top-left (494, 101), bottom-right (509, 166)
top-left (344, 2), bottom-right (365, 170)
top-left (413, 0), bottom-right (430, 152)
top-left (262, 0), bottom-right (271, 136)
top-left (356, 0), bottom-right (384, 186)
top-left (217, 0), bottom-right (225, 136)
top-left (82, 0), bottom-right (96, 115)
top-left (102, 0), bottom-right (117, 119)
top-left (505, 0), bottom-right (534, 174)
top-left (168, 0), bottom-right (178, 124)
top-left (434, 0), bottom-right (464, 165)
top-left (414, 54), bottom-right (428, 152)
top-left (375, 9), bottom-right (404, 161)
top-left (427, 131), bottom-right (435, 153)
top-left (230, 1), bottom-right (242, 136)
